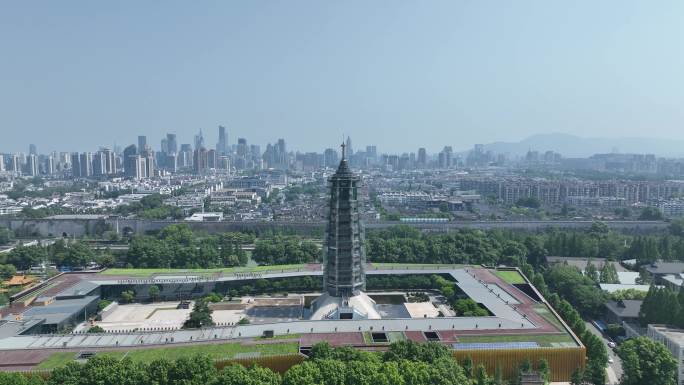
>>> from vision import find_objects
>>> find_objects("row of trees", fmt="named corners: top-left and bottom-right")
top-left (252, 236), bottom-right (320, 265)
top-left (518, 264), bottom-right (608, 385)
top-left (584, 260), bottom-right (619, 284)
top-left (0, 341), bottom-right (534, 385)
top-left (0, 226), bottom-right (14, 245)
top-left (366, 221), bottom-right (684, 268)
top-left (1, 239), bottom-right (101, 270)
top-left (124, 224), bottom-right (253, 268)
top-left (638, 285), bottom-right (684, 327)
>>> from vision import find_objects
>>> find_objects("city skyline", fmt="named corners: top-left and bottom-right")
top-left (2, 1), bottom-right (683, 153)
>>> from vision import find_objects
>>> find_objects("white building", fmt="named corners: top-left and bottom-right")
top-left (185, 212), bottom-right (223, 222)
top-left (647, 324), bottom-right (684, 385)
top-left (660, 200), bottom-right (684, 218)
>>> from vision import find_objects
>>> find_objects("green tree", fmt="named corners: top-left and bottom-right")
top-left (282, 361), bottom-right (323, 385)
top-left (0, 227), bottom-right (13, 245)
top-left (212, 364), bottom-right (281, 385)
top-left (121, 290), bottom-right (135, 304)
top-left (639, 206), bottom-right (664, 220)
top-left (618, 337), bottom-right (677, 385)
top-left (183, 299), bottom-right (215, 329)
top-left (585, 259), bottom-right (599, 283)
top-left (0, 264), bottom-right (17, 279)
top-left (570, 367), bottom-right (585, 385)
top-left (599, 263), bottom-right (619, 284)
top-left (149, 285), bottom-right (160, 302)
top-left (537, 359), bottom-right (550, 384)
top-left (474, 364), bottom-right (490, 385)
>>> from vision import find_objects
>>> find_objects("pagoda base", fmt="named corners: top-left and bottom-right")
top-left (309, 292), bottom-right (381, 320)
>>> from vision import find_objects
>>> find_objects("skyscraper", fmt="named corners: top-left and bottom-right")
top-left (217, 125), bottom-right (228, 155)
top-left (193, 147), bottom-right (208, 174)
top-left (166, 133), bottom-right (178, 154)
top-left (123, 144), bottom-right (138, 178)
top-left (345, 136), bottom-right (353, 157)
top-left (140, 147), bottom-right (155, 178)
top-left (101, 148), bottom-right (116, 174)
top-left (45, 156), bottom-right (55, 175)
top-left (81, 153), bottom-right (93, 177)
top-left (29, 144), bottom-right (37, 156)
top-left (323, 148), bottom-right (338, 168)
top-left (26, 154), bottom-right (39, 176)
top-left (207, 149), bottom-right (217, 169)
top-left (417, 148), bottom-right (427, 167)
top-left (237, 138), bottom-right (248, 157)
top-left (194, 129), bottom-right (205, 151)
top-left (93, 152), bottom-right (107, 176)
top-left (137, 136), bottom-right (147, 154)
top-left (70, 153), bottom-right (81, 177)
top-left (10, 154), bottom-right (20, 174)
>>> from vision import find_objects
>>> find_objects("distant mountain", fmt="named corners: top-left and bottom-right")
top-left (478, 133), bottom-right (684, 158)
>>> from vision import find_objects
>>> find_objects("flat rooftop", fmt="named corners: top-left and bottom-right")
top-left (0, 264), bottom-right (580, 368)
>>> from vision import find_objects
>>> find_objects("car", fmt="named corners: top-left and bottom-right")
top-left (607, 341), bottom-right (616, 348)
top-left (608, 357), bottom-right (614, 364)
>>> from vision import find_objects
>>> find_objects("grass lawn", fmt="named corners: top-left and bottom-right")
top-left (494, 270), bottom-right (526, 284)
top-left (457, 333), bottom-right (576, 347)
top-left (37, 341), bottom-right (299, 370)
top-left (534, 304), bottom-right (566, 332)
top-left (99, 264), bottom-right (307, 278)
top-left (370, 263), bottom-right (463, 270)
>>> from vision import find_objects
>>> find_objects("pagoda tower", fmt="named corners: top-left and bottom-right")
top-left (311, 140), bottom-right (379, 320)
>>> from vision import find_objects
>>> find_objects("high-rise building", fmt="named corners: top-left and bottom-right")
top-left (70, 153), bottom-right (81, 177)
top-left (160, 138), bottom-right (168, 155)
top-left (218, 156), bottom-right (230, 172)
top-left (345, 137), bottom-right (353, 157)
top-left (0, 155), bottom-right (5, 172)
top-left (323, 148), bottom-right (338, 168)
top-left (123, 144), bottom-right (138, 178)
top-left (237, 138), bottom-right (248, 157)
top-left (46, 155), bottom-right (55, 175)
top-left (10, 154), bottom-right (20, 173)
top-left (26, 154), bottom-right (39, 176)
top-left (135, 156), bottom-right (147, 179)
top-left (207, 149), bottom-right (217, 169)
top-left (417, 148), bottom-right (427, 167)
top-left (194, 129), bottom-right (205, 151)
top-left (140, 147), bottom-right (155, 178)
top-left (93, 152), bottom-right (107, 176)
top-left (137, 136), bottom-right (147, 153)
top-left (29, 144), bottom-right (37, 156)
top-left (217, 125), bottom-right (228, 155)
top-left (193, 147), bottom-right (208, 174)
top-left (166, 133), bottom-right (178, 154)
top-left (79, 152), bottom-right (93, 177)
top-left (101, 148), bottom-right (116, 174)
top-left (178, 144), bottom-right (192, 168)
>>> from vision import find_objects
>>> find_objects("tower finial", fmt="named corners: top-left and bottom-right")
top-left (341, 139), bottom-right (346, 160)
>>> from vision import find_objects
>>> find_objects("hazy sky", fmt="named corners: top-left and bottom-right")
top-left (1, 1), bottom-right (683, 154)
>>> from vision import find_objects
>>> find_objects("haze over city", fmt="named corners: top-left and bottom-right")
top-left (2, 1), bottom-right (683, 152)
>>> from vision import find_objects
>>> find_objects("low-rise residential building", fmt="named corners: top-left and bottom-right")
top-left (604, 300), bottom-right (643, 325)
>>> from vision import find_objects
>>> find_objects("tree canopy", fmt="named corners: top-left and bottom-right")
top-left (618, 337), bottom-right (677, 385)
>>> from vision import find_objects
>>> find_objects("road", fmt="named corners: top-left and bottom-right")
top-left (585, 321), bottom-right (622, 385)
